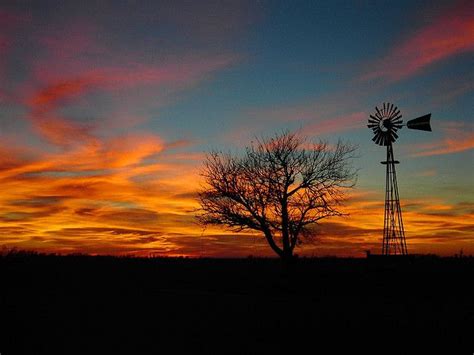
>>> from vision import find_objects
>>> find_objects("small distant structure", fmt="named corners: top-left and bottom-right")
top-left (368, 103), bottom-right (432, 256)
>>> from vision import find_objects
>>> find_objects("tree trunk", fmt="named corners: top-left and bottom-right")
top-left (282, 249), bottom-right (294, 261)
top-left (263, 230), bottom-right (284, 258)
top-left (281, 198), bottom-right (292, 260)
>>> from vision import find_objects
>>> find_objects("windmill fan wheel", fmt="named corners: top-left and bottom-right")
top-left (368, 102), bottom-right (403, 146)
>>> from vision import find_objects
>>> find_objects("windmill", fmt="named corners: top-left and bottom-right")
top-left (368, 103), bottom-right (431, 255)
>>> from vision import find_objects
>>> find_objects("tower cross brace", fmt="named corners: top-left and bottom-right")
top-left (381, 143), bottom-right (407, 255)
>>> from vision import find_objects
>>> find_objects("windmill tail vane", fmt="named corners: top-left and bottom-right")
top-left (406, 113), bottom-right (432, 131)
top-left (368, 102), bottom-right (432, 256)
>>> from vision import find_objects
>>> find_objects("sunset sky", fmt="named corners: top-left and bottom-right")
top-left (1, 0), bottom-right (473, 257)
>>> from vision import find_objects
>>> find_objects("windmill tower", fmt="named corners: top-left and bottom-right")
top-left (368, 103), bottom-right (431, 255)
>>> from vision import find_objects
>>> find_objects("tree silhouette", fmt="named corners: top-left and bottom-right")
top-left (198, 131), bottom-right (357, 261)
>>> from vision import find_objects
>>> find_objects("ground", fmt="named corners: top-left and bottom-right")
top-left (1, 253), bottom-right (473, 354)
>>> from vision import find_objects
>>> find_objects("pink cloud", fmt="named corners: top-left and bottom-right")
top-left (97, 57), bottom-right (237, 91)
top-left (36, 57), bottom-right (236, 91)
top-left (26, 52), bottom-right (237, 146)
top-left (303, 112), bottom-right (366, 136)
top-left (29, 18), bottom-right (239, 86)
top-left (362, 1), bottom-right (474, 81)
top-left (29, 77), bottom-right (101, 110)
top-left (32, 116), bottom-right (97, 148)
top-left (27, 23), bottom-right (238, 103)
top-left (39, 23), bottom-right (104, 61)
top-left (430, 73), bottom-right (474, 106)
top-left (0, 9), bottom-right (30, 25)
top-left (3, 13), bottom-right (241, 143)
top-left (411, 123), bottom-right (474, 157)
top-left (0, 33), bottom-right (9, 51)
top-left (226, 103), bottom-right (366, 145)
top-left (26, 77), bottom-right (99, 147)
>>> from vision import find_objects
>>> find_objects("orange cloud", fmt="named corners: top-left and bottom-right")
top-left (33, 116), bottom-right (97, 147)
top-left (411, 123), bottom-right (474, 157)
top-left (5, 70), bottom-right (472, 258)
top-left (362, 1), bottom-right (474, 81)
top-left (0, 141), bottom-right (200, 255)
top-left (0, 4), bottom-right (260, 257)
top-left (3, 129), bottom-right (472, 258)
top-left (308, 192), bottom-right (474, 257)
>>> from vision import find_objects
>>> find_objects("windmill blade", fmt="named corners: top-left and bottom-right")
top-left (390, 107), bottom-right (399, 120)
top-left (375, 135), bottom-right (382, 146)
top-left (372, 132), bottom-right (381, 144)
top-left (391, 131), bottom-right (399, 140)
top-left (375, 106), bottom-right (382, 117)
top-left (369, 115), bottom-right (380, 121)
top-left (376, 133), bottom-right (384, 146)
top-left (379, 134), bottom-right (385, 145)
top-left (372, 131), bottom-right (381, 141)
top-left (393, 123), bottom-right (403, 129)
top-left (407, 113), bottom-right (432, 131)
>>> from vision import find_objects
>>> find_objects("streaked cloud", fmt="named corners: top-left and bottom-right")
top-left (0, 1), bottom-right (244, 256)
top-left (411, 122), bottom-right (474, 157)
top-left (361, 1), bottom-right (474, 82)
top-left (303, 112), bottom-right (366, 136)
top-left (0, 1), bottom-right (472, 257)
top-left (223, 85), bottom-right (370, 145)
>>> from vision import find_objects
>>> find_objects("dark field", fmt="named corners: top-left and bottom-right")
top-left (1, 254), bottom-right (473, 354)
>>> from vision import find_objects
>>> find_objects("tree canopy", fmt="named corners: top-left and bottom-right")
top-left (198, 131), bottom-right (357, 260)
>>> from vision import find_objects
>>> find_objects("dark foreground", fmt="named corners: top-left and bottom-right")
top-left (1, 254), bottom-right (473, 354)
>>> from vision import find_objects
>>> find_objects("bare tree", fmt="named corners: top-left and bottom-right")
top-left (198, 131), bottom-right (357, 261)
